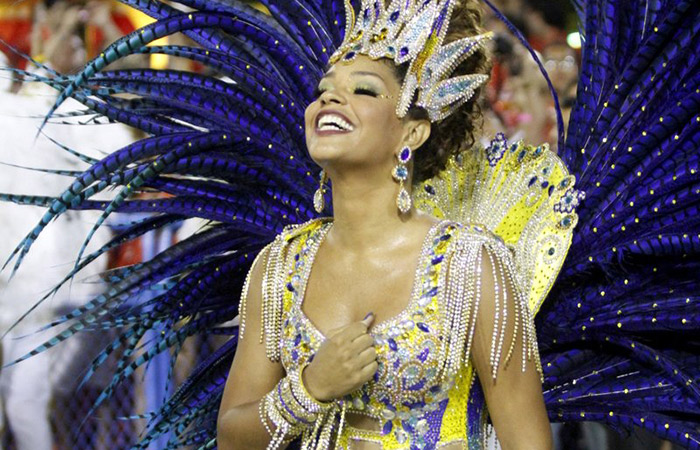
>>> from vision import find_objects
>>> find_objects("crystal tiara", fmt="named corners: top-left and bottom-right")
top-left (330, 0), bottom-right (493, 122)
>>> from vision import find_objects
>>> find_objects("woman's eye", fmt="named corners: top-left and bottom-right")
top-left (313, 87), bottom-right (327, 98)
top-left (354, 87), bottom-right (379, 97)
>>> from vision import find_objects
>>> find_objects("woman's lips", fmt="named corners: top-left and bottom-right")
top-left (315, 128), bottom-right (353, 136)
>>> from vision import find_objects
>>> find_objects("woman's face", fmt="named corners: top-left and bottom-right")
top-left (304, 55), bottom-right (406, 173)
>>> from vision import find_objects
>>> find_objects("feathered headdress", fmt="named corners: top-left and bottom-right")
top-left (330, 0), bottom-right (493, 122)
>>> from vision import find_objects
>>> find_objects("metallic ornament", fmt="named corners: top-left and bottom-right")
top-left (394, 146), bottom-right (413, 214)
top-left (330, 0), bottom-right (493, 122)
top-left (313, 170), bottom-right (328, 213)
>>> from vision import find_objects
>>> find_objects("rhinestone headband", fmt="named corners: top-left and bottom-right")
top-left (330, 0), bottom-right (493, 122)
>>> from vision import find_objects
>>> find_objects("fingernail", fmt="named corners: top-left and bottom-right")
top-left (363, 312), bottom-right (374, 320)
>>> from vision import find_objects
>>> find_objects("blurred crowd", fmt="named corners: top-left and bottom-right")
top-left (0, 0), bottom-right (682, 449)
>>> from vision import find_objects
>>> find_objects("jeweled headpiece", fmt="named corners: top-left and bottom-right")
top-left (330, 0), bottom-right (493, 122)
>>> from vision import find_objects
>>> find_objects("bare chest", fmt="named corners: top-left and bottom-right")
top-left (301, 249), bottom-right (420, 335)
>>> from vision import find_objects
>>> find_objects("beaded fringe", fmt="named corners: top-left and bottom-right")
top-left (442, 232), bottom-right (542, 381)
top-left (239, 220), bottom-right (317, 362)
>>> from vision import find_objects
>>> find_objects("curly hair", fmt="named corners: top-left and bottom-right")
top-left (393, 0), bottom-right (492, 184)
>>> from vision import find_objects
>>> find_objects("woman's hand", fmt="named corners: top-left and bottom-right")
top-left (302, 313), bottom-right (377, 402)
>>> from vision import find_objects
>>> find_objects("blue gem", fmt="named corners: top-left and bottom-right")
top-left (344, 51), bottom-right (356, 60)
top-left (382, 421), bottom-right (393, 435)
top-left (548, 185), bottom-right (555, 196)
top-left (548, 247), bottom-right (556, 256)
top-left (529, 176), bottom-right (538, 187)
top-left (424, 184), bottom-right (436, 195)
top-left (396, 166), bottom-right (408, 179)
top-left (400, 147), bottom-right (411, 162)
top-left (417, 322), bottom-right (430, 333)
top-left (431, 255), bottom-right (444, 265)
top-left (417, 347), bottom-right (430, 362)
top-left (399, 47), bottom-right (409, 57)
top-left (388, 338), bottom-right (398, 351)
top-left (286, 282), bottom-right (295, 292)
top-left (390, 10), bottom-right (400, 22)
top-left (541, 181), bottom-right (549, 189)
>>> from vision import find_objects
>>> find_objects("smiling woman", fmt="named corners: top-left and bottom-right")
top-left (216, 1), bottom-right (552, 449)
top-left (3, 0), bottom-right (697, 448)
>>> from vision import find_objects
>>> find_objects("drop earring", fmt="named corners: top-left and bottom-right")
top-left (392, 146), bottom-right (412, 214)
top-left (313, 170), bottom-right (328, 214)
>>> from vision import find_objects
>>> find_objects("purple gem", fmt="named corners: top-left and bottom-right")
top-left (382, 420), bottom-right (393, 435)
top-left (408, 379), bottom-right (426, 391)
top-left (417, 322), bottom-right (430, 333)
top-left (388, 338), bottom-right (398, 351)
top-left (390, 10), bottom-right (400, 22)
top-left (291, 349), bottom-right (298, 361)
top-left (400, 147), bottom-right (411, 162)
top-left (294, 333), bottom-right (302, 346)
top-left (417, 347), bottom-right (430, 362)
top-left (399, 47), bottom-right (409, 57)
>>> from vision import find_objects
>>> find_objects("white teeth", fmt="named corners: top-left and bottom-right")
top-left (317, 114), bottom-right (354, 132)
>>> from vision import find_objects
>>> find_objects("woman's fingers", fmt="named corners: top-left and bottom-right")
top-left (357, 346), bottom-right (377, 366)
top-left (350, 333), bottom-right (375, 353)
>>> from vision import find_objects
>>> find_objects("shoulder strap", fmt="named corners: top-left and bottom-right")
top-left (442, 224), bottom-right (541, 381)
top-left (247, 218), bottom-right (330, 362)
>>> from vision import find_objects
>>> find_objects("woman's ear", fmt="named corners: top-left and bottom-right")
top-left (402, 118), bottom-right (432, 151)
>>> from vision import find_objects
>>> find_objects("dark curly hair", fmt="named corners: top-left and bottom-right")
top-left (393, 0), bottom-right (492, 184)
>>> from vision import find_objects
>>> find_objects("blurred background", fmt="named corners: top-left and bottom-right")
top-left (0, 0), bottom-right (684, 449)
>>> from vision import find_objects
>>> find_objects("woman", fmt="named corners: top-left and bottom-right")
top-left (217, 2), bottom-right (552, 447)
top-left (2, 0), bottom-right (698, 448)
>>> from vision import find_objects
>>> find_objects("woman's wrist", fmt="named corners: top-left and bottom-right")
top-left (258, 371), bottom-right (337, 449)
top-left (293, 363), bottom-right (334, 409)
top-left (299, 361), bottom-right (332, 402)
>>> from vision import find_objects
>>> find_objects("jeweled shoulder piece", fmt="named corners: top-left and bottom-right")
top-left (330, 0), bottom-right (493, 122)
top-left (414, 134), bottom-right (585, 316)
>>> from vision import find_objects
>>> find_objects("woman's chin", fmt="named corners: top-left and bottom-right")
top-left (307, 144), bottom-right (350, 164)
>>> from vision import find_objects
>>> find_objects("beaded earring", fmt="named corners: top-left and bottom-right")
top-left (392, 146), bottom-right (412, 214)
top-left (313, 170), bottom-right (328, 214)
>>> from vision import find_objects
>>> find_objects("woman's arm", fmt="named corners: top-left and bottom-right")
top-left (471, 244), bottom-right (553, 450)
top-left (217, 248), bottom-right (286, 450)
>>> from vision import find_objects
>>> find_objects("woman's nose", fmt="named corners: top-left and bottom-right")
top-left (319, 88), bottom-right (345, 105)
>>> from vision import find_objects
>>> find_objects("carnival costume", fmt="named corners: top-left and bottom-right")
top-left (0, 0), bottom-right (699, 449)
